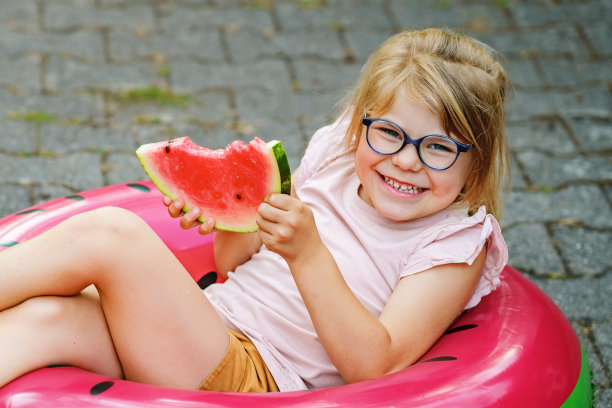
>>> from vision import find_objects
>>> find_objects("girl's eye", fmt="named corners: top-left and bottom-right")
top-left (430, 143), bottom-right (452, 152)
top-left (422, 137), bottom-right (457, 154)
top-left (382, 128), bottom-right (402, 139)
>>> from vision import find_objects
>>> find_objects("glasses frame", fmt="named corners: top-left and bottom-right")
top-left (362, 116), bottom-right (474, 171)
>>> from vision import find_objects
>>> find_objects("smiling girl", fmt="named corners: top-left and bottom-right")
top-left (0, 28), bottom-right (509, 393)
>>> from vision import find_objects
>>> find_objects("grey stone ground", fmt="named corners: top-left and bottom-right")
top-left (0, 0), bottom-right (610, 405)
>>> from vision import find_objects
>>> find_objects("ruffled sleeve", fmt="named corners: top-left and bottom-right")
top-left (400, 206), bottom-right (508, 310)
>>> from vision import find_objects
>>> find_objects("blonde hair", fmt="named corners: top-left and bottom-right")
top-left (341, 28), bottom-right (510, 220)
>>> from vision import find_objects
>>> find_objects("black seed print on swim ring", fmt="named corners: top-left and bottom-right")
top-left (65, 195), bottom-right (85, 201)
top-left (420, 356), bottom-right (458, 363)
top-left (126, 183), bottom-right (152, 192)
top-left (15, 208), bottom-right (45, 215)
top-left (90, 381), bottom-right (115, 395)
top-left (197, 272), bottom-right (218, 290)
top-left (444, 324), bottom-right (478, 335)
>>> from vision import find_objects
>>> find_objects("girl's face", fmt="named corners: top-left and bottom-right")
top-left (355, 93), bottom-right (473, 222)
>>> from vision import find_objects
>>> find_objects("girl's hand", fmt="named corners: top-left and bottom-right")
top-left (256, 193), bottom-right (324, 266)
top-left (162, 196), bottom-right (215, 235)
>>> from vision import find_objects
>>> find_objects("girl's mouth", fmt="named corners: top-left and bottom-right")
top-left (382, 175), bottom-right (424, 195)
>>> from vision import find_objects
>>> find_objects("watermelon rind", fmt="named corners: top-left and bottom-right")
top-left (136, 138), bottom-right (291, 233)
top-left (270, 140), bottom-right (291, 196)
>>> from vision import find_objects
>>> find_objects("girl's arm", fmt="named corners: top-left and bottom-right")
top-left (257, 193), bottom-right (485, 383)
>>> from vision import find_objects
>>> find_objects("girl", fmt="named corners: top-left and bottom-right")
top-left (0, 28), bottom-right (509, 392)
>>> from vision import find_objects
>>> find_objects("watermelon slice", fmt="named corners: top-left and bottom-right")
top-left (136, 136), bottom-right (291, 233)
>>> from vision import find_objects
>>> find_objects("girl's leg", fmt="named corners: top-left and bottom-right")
top-left (0, 207), bottom-right (229, 389)
top-left (0, 286), bottom-right (122, 388)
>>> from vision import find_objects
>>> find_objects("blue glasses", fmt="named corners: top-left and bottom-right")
top-left (362, 116), bottom-right (473, 171)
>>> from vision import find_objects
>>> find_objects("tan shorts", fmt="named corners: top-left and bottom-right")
top-left (198, 329), bottom-right (279, 393)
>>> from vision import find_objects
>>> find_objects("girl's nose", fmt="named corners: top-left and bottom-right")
top-left (391, 144), bottom-right (423, 171)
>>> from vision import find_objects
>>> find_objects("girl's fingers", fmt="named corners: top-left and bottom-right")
top-left (258, 197), bottom-right (292, 224)
top-left (166, 197), bottom-right (186, 218)
top-left (179, 207), bottom-right (202, 230)
top-left (197, 217), bottom-right (216, 235)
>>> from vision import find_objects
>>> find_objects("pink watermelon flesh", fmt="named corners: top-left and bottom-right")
top-left (136, 136), bottom-right (290, 233)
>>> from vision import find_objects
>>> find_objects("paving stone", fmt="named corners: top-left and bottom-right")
top-left (503, 58), bottom-right (542, 89)
top-left (45, 56), bottom-right (159, 92)
top-left (0, 121), bottom-right (37, 153)
top-left (593, 321), bottom-right (612, 377)
top-left (10, 91), bottom-right (105, 126)
top-left (233, 87), bottom-right (297, 123)
top-left (509, 155), bottom-right (528, 189)
top-left (506, 116), bottom-right (577, 154)
top-left (516, 151), bottom-right (612, 187)
top-left (531, 273), bottom-right (612, 320)
top-left (226, 28), bottom-right (346, 62)
top-left (33, 184), bottom-right (76, 205)
top-left (504, 223), bottom-right (565, 276)
top-left (506, 86), bottom-right (612, 120)
top-left (105, 152), bottom-right (147, 185)
top-left (293, 60), bottom-right (361, 93)
top-left (0, 55), bottom-right (41, 93)
top-left (476, 24), bottom-right (588, 58)
top-left (0, 30), bottom-right (105, 62)
top-left (0, 153), bottom-right (103, 191)
top-left (595, 388), bottom-right (612, 408)
top-left (107, 92), bottom-right (229, 132)
top-left (159, 5), bottom-right (274, 32)
top-left (276, 0), bottom-right (390, 32)
top-left (344, 29), bottom-right (394, 63)
top-left (569, 116), bottom-right (612, 152)
top-left (0, 0), bottom-right (38, 30)
top-left (539, 56), bottom-right (611, 88)
top-left (290, 92), bottom-right (342, 139)
top-left (503, 185), bottom-right (612, 228)
top-left (171, 59), bottom-right (291, 93)
top-left (108, 30), bottom-right (225, 63)
top-left (571, 321), bottom-right (609, 389)
top-left (509, 0), bottom-right (612, 27)
top-left (40, 125), bottom-right (135, 153)
top-left (0, 179), bottom-right (31, 218)
top-left (44, 3), bottom-right (155, 31)
top-left (389, 0), bottom-right (509, 32)
top-left (583, 21), bottom-right (612, 57)
top-left (551, 225), bottom-right (612, 277)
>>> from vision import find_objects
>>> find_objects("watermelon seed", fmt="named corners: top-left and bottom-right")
top-left (165, 145), bottom-right (170, 153)
top-left (236, 194), bottom-right (242, 200)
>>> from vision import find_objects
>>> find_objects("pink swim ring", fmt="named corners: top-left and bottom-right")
top-left (0, 182), bottom-right (594, 407)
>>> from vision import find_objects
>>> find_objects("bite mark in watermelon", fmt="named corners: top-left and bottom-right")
top-left (136, 136), bottom-right (291, 233)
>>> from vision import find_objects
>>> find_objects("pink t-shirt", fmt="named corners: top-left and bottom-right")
top-left (204, 117), bottom-right (508, 391)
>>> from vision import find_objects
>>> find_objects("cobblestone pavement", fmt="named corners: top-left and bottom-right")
top-left (0, 0), bottom-right (610, 405)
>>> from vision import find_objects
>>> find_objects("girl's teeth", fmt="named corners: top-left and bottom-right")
top-left (383, 176), bottom-right (422, 194)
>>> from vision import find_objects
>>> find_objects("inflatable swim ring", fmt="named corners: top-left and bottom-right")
top-left (0, 182), bottom-right (594, 407)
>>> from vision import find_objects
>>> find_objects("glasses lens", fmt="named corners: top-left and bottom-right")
top-left (419, 135), bottom-right (459, 169)
top-left (367, 120), bottom-right (404, 154)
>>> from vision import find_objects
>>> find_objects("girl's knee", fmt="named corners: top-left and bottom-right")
top-left (18, 295), bottom-right (94, 328)
top-left (67, 206), bottom-right (151, 254)
top-left (73, 206), bottom-right (147, 236)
